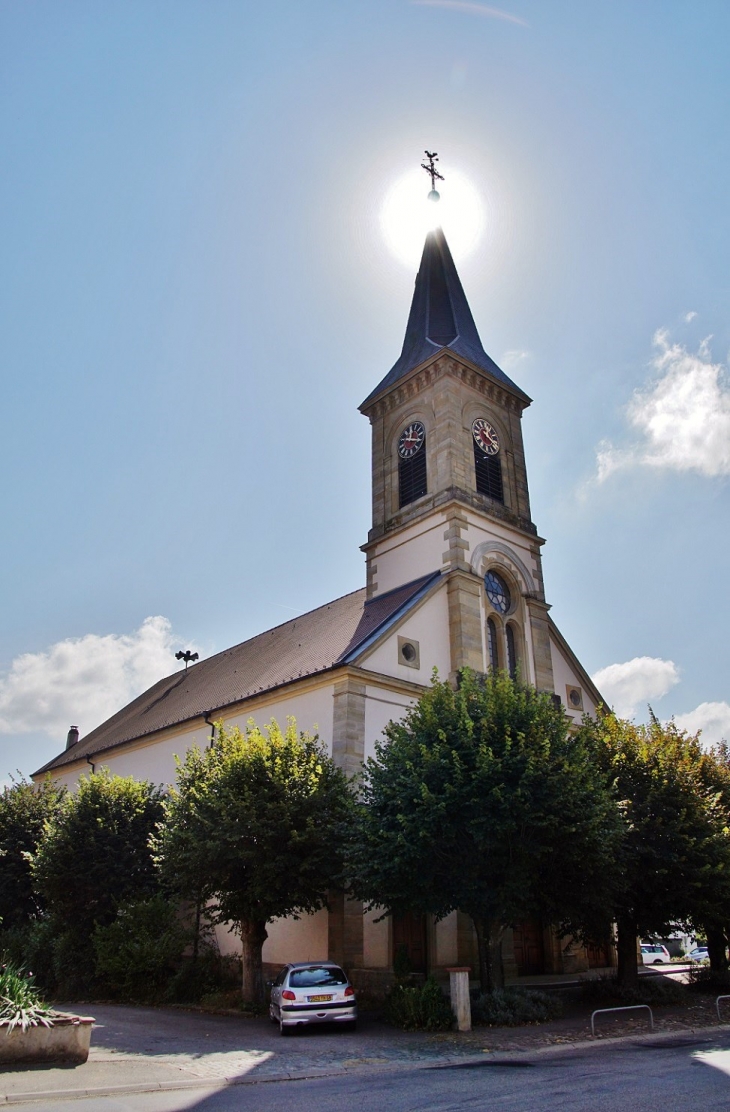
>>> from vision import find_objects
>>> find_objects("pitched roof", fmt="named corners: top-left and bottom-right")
top-left (361, 227), bottom-right (530, 409)
top-left (35, 572), bottom-right (441, 775)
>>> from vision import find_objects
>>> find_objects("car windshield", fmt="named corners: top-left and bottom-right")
top-left (289, 966), bottom-right (347, 988)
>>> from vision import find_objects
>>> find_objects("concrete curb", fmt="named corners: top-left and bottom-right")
top-left (2, 1022), bottom-right (729, 1104)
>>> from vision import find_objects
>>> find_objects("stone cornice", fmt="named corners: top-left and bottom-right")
top-left (360, 353), bottom-right (530, 420)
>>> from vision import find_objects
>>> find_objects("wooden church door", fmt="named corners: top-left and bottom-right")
top-left (392, 912), bottom-right (428, 974)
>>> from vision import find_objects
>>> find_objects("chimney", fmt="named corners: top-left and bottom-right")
top-left (66, 725), bottom-right (80, 750)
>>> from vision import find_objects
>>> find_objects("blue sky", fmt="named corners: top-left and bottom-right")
top-left (1, 0), bottom-right (729, 779)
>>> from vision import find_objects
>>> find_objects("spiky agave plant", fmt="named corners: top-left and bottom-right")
top-left (0, 962), bottom-right (55, 1032)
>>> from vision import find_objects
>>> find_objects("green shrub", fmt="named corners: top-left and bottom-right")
top-left (165, 950), bottom-right (240, 1005)
top-left (470, 987), bottom-right (563, 1026)
top-left (0, 961), bottom-right (55, 1032)
top-left (384, 975), bottom-right (454, 1031)
top-left (93, 896), bottom-right (189, 1002)
top-left (686, 966), bottom-right (730, 994)
top-left (579, 973), bottom-right (688, 1007)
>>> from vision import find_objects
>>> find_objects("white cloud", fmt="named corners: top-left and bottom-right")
top-left (501, 349), bottom-right (530, 369)
top-left (684, 311), bottom-right (698, 323)
top-left (595, 331), bottom-right (730, 481)
top-left (591, 656), bottom-right (680, 718)
top-left (674, 701), bottom-right (730, 747)
top-left (0, 617), bottom-right (190, 741)
top-left (410, 1), bottom-right (529, 27)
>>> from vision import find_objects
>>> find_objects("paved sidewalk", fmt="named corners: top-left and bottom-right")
top-left (0, 997), bottom-right (727, 1105)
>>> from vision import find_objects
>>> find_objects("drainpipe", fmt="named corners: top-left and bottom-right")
top-left (86, 754), bottom-right (96, 774)
top-left (204, 712), bottom-right (217, 749)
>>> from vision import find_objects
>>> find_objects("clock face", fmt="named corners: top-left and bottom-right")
top-left (398, 421), bottom-right (426, 459)
top-left (472, 418), bottom-right (499, 455)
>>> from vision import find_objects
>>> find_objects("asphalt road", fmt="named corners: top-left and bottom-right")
top-left (15, 1033), bottom-right (730, 1112)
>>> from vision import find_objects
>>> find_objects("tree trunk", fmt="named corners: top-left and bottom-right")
top-left (489, 928), bottom-right (505, 989)
top-left (193, 897), bottom-right (202, 961)
top-left (240, 918), bottom-right (268, 1004)
top-left (706, 925), bottom-right (728, 972)
top-left (471, 917), bottom-right (503, 993)
top-left (616, 915), bottom-right (639, 986)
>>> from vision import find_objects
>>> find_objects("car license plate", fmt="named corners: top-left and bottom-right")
top-left (307, 994), bottom-right (333, 1002)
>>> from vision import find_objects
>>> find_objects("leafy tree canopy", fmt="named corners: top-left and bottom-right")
top-left (348, 670), bottom-right (622, 991)
top-left (152, 719), bottom-right (354, 1003)
top-left (579, 712), bottom-right (730, 983)
top-left (31, 769), bottom-right (164, 941)
top-left (0, 776), bottom-right (66, 930)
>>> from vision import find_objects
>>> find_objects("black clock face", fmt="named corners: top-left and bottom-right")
top-left (398, 422), bottom-right (425, 459)
top-left (472, 418), bottom-right (499, 455)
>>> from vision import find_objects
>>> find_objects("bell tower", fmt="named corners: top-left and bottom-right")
top-left (360, 226), bottom-right (555, 692)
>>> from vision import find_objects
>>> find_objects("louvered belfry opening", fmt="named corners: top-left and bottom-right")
top-left (399, 444), bottom-right (427, 508)
top-left (474, 443), bottom-right (504, 503)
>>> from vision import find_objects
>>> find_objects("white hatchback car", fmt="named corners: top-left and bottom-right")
top-left (269, 962), bottom-right (357, 1036)
top-left (640, 943), bottom-right (671, 964)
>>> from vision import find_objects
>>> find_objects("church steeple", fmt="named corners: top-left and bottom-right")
top-left (361, 227), bottom-right (529, 409)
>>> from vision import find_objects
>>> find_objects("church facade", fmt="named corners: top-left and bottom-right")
top-left (35, 225), bottom-right (608, 983)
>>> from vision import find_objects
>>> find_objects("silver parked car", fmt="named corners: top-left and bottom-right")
top-left (269, 962), bottom-right (357, 1036)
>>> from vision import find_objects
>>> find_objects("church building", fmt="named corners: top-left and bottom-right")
top-left (35, 220), bottom-right (608, 982)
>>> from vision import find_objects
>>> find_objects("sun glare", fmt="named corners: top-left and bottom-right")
top-left (380, 166), bottom-right (485, 267)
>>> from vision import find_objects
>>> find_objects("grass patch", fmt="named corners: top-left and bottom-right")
top-left (470, 988), bottom-right (563, 1027)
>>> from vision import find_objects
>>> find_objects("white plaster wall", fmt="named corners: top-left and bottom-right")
top-left (262, 909), bottom-right (329, 964)
top-left (434, 911), bottom-right (458, 967)
top-left (363, 907), bottom-right (390, 968)
top-left (51, 684), bottom-right (337, 792)
top-left (464, 511), bottom-right (540, 586)
top-left (214, 909), bottom-right (329, 965)
top-left (360, 586), bottom-right (451, 683)
top-left (224, 685), bottom-right (335, 758)
top-left (549, 636), bottom-right (597, 723)
top-left (363, 686), bottom-right (417, 763)
top-left (371, 516), bottom-right (446, 594)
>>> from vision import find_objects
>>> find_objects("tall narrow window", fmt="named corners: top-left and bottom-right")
top-left (472, 418), bottom-right (504, 503)
top-left (487, 618), bottom-right (499, 673)
top-left (506, 624), bottom-right (518, 680)
top-left (398, 421), bottom-right (427, 508)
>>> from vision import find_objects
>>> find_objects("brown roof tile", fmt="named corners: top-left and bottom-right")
top-left (35, 573), bottom-right (440, 775)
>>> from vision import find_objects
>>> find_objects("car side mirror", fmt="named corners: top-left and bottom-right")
top-left (265, 980), bottom-right (274, 989)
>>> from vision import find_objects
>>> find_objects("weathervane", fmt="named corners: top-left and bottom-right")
top-left (421, 150), bottom-right (444, 201)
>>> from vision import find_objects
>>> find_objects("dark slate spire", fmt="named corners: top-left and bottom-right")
top-left (361, 226), bottom-right (529, 408)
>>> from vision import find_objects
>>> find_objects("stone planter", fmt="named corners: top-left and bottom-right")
top-left (0, 1014), bottom-right (95, 1064)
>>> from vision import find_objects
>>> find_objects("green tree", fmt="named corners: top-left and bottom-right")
top-left (689, 740), bottom-right (730, 972)
top-left (582, 713), bottom-right (730, 985)
top-left (31, 770), bottom-right (164, 991)
top-left (152, 719), bottom-right (354, 1004)
top-left (0, 776), bottom-right (65, 930)
top-left (348, 671), bottom-right (621, 992)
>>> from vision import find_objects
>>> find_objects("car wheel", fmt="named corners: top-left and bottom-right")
top-left (279, 1018), bottom-right (291, 1036)
top-left (269, 1007), bottom-right (278, 1025)
top-left (654, 959), bottom-right (663, 964)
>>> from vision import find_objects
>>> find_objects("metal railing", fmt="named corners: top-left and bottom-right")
top-left (591, 1004), bottom-right (654, 1036)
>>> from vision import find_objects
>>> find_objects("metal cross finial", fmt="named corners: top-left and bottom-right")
top-left (421, 150), bottom-right (444, 192)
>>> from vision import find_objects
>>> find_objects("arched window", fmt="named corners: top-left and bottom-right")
top-left (487, 618), bottom-right (499, 673)
top-left (397, 421), bottom-right (427, 508)
top-left (506, 624), bottom-right (518, 680)
top-left (471, 418), bottom-right (504, 503)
